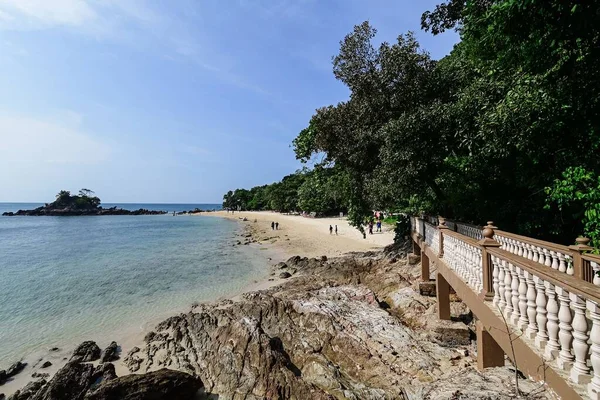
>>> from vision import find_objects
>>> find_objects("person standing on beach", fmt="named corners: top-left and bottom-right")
top-left (271, 221), bottom-right (275, 230)
top-left (368, 221), bottom-right (374, 235)
top-left (275, 222), bottom-right (279, 230)
top-left (329, 225), bottom-right (333, 235)
top-left (376, 220), bottom-right (382, 232)
top-left (335, 225), bottom-right (338, 235)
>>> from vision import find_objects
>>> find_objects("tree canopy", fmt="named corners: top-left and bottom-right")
top-left (224, 0), bottom-right (600, 246)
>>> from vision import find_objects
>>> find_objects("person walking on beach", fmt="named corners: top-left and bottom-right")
top-left (275, 222), bottom-right (279, 230)
top-left (368, 221), bottom-right (374, 235)
top-left (376, 220), bottom-right (382, 233)
top-left (335, 225), bottom-right (338, 235)
top-left (271, 221), bottom-right (275, 230)
top-left (329, 225), bottom-right (333, 235)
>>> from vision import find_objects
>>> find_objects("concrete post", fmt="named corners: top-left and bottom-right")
top-left (477, 221), bottom-right (501, 301)
top-left (436, 272), bottom-right (451, 320)
top-left (476, 321), bottom-right (505, 370)
top-left (438, 217), bottom-right (448, 258)
top-left (569, 237), bottom-right (593, 280)
top-left (421, 251), bottom-right (430, 282)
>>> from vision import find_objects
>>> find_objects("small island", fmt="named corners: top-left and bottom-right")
top-left (2, 189), bottom-right (167, 216)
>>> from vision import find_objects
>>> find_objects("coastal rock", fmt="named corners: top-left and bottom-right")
top-left (30, 361), bottom-right (95, 400)
top-left (31, 373), bottom-right (49, 379)
top-left (123, 251), bottom-right (550, 400)
top-left (8, 379), bottom-right (46, 400)
top-left (276, 262), bottom-right (287, 269)
top-left (71, 341), bottom-right (101, 362)
top-left (0, 370), bottom-right (6, 385)
top-left (84, 369), bottom-right (202, 400)
top-left (92, 364), bottom-right (117, 385)
top-left (279, 271), bottom-right (292, 279)
top-left (6, 362), bottom-right (26, 379)
top-left (40, 362), bottom-right (51, 369)
top-left (99, 342), bottom-right (119, 363)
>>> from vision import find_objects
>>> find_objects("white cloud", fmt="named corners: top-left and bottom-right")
top-left (0, 0), bottom-right (97, 28)
top-left (0, 112), bottom-right (112, 166)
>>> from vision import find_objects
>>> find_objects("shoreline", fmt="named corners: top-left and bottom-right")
top-left (1, 213), bottom-right (392, 396)
top-left (1, 221), bottom-right (285, 397)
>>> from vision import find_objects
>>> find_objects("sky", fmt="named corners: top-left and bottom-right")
top-left (0, 0), bottom-right (459, 203)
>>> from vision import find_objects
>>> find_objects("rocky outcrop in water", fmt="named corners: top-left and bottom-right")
top-left (99, 342), bottom-right (119, 363)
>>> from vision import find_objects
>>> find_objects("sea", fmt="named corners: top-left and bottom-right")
top-left (0, 203), bottom-right (270, 366)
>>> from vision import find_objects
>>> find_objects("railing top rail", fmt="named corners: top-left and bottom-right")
top-left (494, 229), bottom-right (572, 254)
top-left (488, 247), bottom-right (600, 303)
top-left (443, 229), bottom-right (481, 248)
top-left (448, 219), bottom-right (483, 230)
top-left (583, 252), bottom-right (600, 263)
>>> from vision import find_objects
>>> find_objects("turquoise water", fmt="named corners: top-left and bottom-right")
top-left (0, 204), bottom-right (267, 365)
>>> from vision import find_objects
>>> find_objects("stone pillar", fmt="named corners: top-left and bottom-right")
top-left (476, 321), bottom-right (505, 370)
top-left (477, 221), bottom-right (501, 301)
top-left (438, 217), bottom-right (448, 257)
top-left (436, 272), bottom-right (451, 320)
top-left (421, 250), bottom-right (430, 282)
top-left (569, 237), bottom-right (593, 280)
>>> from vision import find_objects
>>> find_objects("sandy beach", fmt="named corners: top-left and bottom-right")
top-left (199, 210), bottom-right (394, 258)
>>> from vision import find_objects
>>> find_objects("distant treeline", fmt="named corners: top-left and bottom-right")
top-left (224, 1), bottom-right (600, 245)
top-left (222, 166), bottom-right (350, 216)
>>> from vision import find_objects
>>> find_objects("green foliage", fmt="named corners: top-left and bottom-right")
top-left (546, 167), bottom-right (600, 248)
top-left (53, 189), bottom-right (101, 209)
top-left (394, 214), bottom-right (411, 244)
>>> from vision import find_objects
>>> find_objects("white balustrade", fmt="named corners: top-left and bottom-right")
top-left (592, 261), bottom-right (600, 286)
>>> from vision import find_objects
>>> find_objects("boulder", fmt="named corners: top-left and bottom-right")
top-left (418, 281), bottom-right (437, 297)
top-left (31, 373), bottom-right (49, 379)
top-left (431, 320), bottom-right (471, 346)
top-left (71, 341), bottom-right (101, 362)
top-left (84, 369), bottom-right (202, 400)
top-left (99, 342), bottom-right (119, 363)
top-left (7, 362), bottom-right (26, 378)
top-left (275, 262), bottom-right (287, 269)
top-left (8, 379), bottom-right (46, 400)
top-left (320, 255), bottom-right (327, 262)
top-left (0, 370), bottom-right (6, 385)
top-left (40, 362), bottom-right (52, 369)
top-left (31, 361), bottom-right (95, 400)
top-left (279, 271), bottom-right (292, 279)
top-left (408, 253), bottom-right (421, 265)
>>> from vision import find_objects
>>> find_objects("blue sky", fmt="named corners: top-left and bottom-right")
top-left (0, 0), bottom-right (458, 203)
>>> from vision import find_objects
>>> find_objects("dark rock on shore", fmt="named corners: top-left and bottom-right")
top-left (84, 369), bottom-right (202, 400)
top-left (99, 342), bottom-right (119, 363)
top-left (31, 361), bottom-right (95, 400)
top-left (0, 371), bottom-right (6, 385)
top-left (40, 362), bottom-right (51, 370)
top-left (2, 207), bottom-right (166, 217)
top-left (8, 379), bottom-right (46, 400)
top-left (279, 271), bottom-right (292, 279)
top-left (71, 341), bottom-right (101, 362)
top-left (1, 362), bottom-right (26, 384)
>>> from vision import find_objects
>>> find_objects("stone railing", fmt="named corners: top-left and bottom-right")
top-left (412, 216), bottom-right (598, 285)
top-left (412, 217), bottom-right (600, 398)
top-left (424, 222), bottom-right (439, 256)
top-left (488, 246), bottom-right (600, 397)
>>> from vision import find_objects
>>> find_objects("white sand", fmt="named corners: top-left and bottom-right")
top-left (199, 210), bottom-right (394, 258)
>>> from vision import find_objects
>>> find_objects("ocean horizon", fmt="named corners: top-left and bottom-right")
top-left (0, 204), bottom-right (268, 366)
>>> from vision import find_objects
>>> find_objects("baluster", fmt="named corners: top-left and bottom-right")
top-left (556, 287), bottom-right (574, 370)
top-left (592, 262), bottom-right (600, 286)
top-left (587, 301), bottom-right (600, 399)
top-left (477, 249), bottom-right (483, 292)
top-left (517, 241), bottom-right (524, 257)
top-left (534, 276), bottom-right (548, 349)
top-left (511, 239), bottom-right (517, 255)
top-left (492, 256), bottom-right (501, 307)
top-left (525, 271), bottom-right (537, 339)
top-left (536, 246), bottom-right (545, 265)
top-left (544, 248), bottom-right (552, 268)
top-left (544, 282), bottom-right (561, 360)
top-left (526, 244), bottom-right (533, 260)
top-left (504, 263), bottom-right (514, 320)
top-left (532, 246), bottom-right (539, 263)
top-left (558, 253), bottom-right (567, 274)
top-left (566, 255), bottom-right (574, 276)
top-left (510, 265), bottom-right (520, 325)
top-left (497, 259), bottom-right (506, 311)
top-left (570, 294), bottom-right (590, 383)
top-left (518, 267), bottom-right (529, 330)
top-left (551, 251), bottom-right (559, 270)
